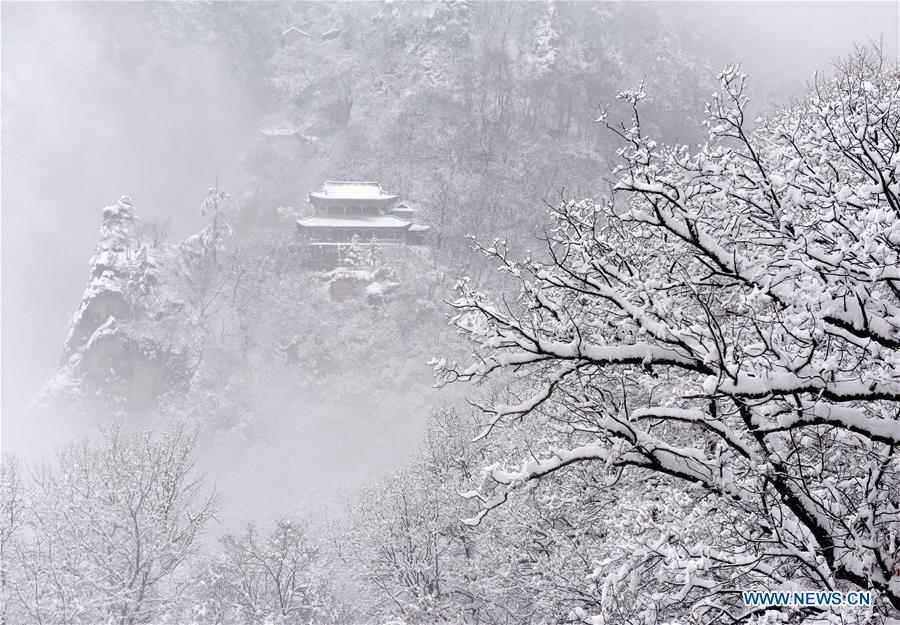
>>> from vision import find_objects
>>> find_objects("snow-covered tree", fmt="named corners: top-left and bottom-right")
top-left (440, 48), bottom-right (900, 623)
top-left (346, 466), bottom-right (454, 623)
top-left (199, 185), bottom-right (233, 267)
top-left (342, 234), bottom-right (383, 270)
top-left (340, 407), bottom-right (486, 625)
top-left (190, 519), bottom-right (343, 625)
top-left (11, 425), bottom-right (214, 625)
top-left (0, 458), bottom-right (24, 625)
top-left (524, 0), bottom-right (560, 81)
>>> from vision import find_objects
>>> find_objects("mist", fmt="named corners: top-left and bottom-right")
top-left (2, 2), bottom-right (260, 440)
top-left (3, 0), bottom-right (898, 513)
top-left (4, 1), bottom-right (893, 437)
top-left (2, 3), bottom-right (900, 620)
top-left (674, 2), bottom-right (898, 104)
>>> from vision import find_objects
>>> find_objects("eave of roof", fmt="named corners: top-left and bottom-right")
top-left (282, 26), bottom-right (311, 38)
top-left (297, 216), bottom-right (412, 228)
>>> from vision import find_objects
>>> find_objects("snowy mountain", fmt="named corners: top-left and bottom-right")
top-left (35, 190), bottom-right (449, 436)
top-left (35, 198), bottom-right (195, 418)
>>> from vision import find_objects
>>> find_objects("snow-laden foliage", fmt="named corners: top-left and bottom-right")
top-left (320, 236), bottom-right (402, 304)
top-left (3, 426), bottom-right (214, 625)
top-left (440, 49), bottom-right (900, 623)
top-left (0, 458), bottom-right (24, 625)
top-left (1, 432), bottom-right (358, 625)
top-left (343, 408), bottom-right (484, 624)
top-left (524, 0), bottom-right (560, 81)
top-left (187, 520), bottom-right (346, 625)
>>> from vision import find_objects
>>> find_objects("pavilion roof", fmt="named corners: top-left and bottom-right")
top-left (309, 181), bottom-right (399, 202)
top-left (297, 215), bottom-right (412, 229)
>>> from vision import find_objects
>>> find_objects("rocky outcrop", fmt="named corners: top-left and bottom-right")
top-left (62, 197), bottom-right (139, 359)
top-left (45, 197), bottom-right (196, 415)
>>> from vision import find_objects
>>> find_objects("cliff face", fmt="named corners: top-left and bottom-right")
top-left (44, 197), bottom-right (198, 416)
top-left (63, 197), bottom-right (141, 358)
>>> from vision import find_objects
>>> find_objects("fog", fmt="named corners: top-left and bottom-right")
top-left (2, 2), bottom-right (900, 621)
top-left (1, 0), bottom-right (897, 517)
top-left (2, 2), bottom-right (260, 431)
top-left (674, 2), bottom-right (898, 106)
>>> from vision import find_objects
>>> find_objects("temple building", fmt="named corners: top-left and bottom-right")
top-left (297, 181), bottom-right (430, 260)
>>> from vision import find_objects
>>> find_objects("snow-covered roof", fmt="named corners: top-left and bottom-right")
top-left (408, 224), bottom-right (431, 232)
top-left (260, 126), bottom-right (300, 137)
top-left (281, 25), bottom-right (311, 39)
top-left (259, 112), bottom-right (301, 137)
top-left (307, 241), bottom-right (405, 247)
top-left (310, 181), bottom-right (399, 202)
top-left (297, 215), bottom-right (412, 229)
top-left (321, 27), bottom-right (342, 41)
